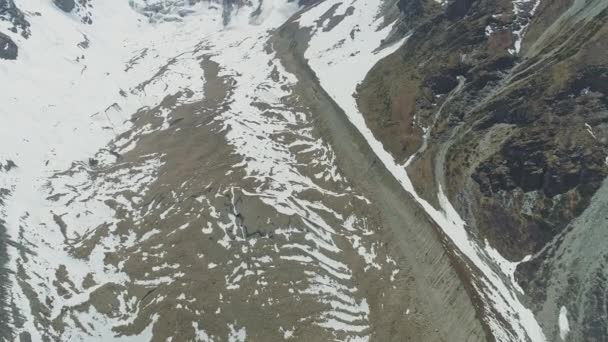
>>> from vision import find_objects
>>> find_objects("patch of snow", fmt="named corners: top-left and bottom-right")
top-left (559, 306), bottom-right (570, 340)
top-left (282, 328), bottom-right (295, 339)
top-left (485, 25), bottom-right (494, 36)
top-left (0, 0), bottom-right (303, 339)
top-left (193, 321), bottom-right (213, 342)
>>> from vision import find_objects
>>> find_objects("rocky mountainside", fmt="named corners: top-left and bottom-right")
top-left (0, 0), bottom-right (605, 341)
top-left (360, 0), bottom-right (608, 340)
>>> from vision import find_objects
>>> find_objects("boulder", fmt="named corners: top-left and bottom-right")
top-left (53, 0), bottom-right (75, 12)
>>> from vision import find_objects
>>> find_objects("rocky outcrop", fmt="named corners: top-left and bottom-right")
top-left (0, 0), bottom-right (29, 61)
top-left (0, 0), bottom-right (30, 38)
top-left (53, 0), bottom-right (76, 12)
top-left (451, 4), bottom-right (608, 259)
top-left (0, 32), bottom-right (17, 60)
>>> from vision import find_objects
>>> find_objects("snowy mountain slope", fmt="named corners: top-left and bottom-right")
top-left (0, 1), bottom-right (438, 340)
top-left (354, 0), bottom-right (608, 340)
top-left (1, 0), bottom-right (604, 341)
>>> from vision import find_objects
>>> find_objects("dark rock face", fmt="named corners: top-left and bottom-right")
top-left (359, 0), bottom-right (608, 339)
top-left (53, 0), bottom-right (75, 12)
top-left (0, 0), bottom-right (30, 38)
top-left (298, 0), bottom-right (322, 6)
top-left (473, 133), bottom-right (607, 198)
top-left (0, 32), bottom-right (17, 60)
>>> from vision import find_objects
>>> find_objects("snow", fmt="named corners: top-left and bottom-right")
top-left (299, 0), bottom-right (546, 341)
top-left (282, 328), bottom-right (295, 339)
top-left (0, 0), bottom-right (301, 339)
top-left (559, 306), bottom-right (570, 340)
top-left (228, 323), bottom-right (247, 342)
top-left (0, 0), bottom-right (547, 340)
top-left (585, 123), bottom-right (597, 140)
top-left (484, 239), bottom-right (527, 294)
top-left (200, 14), bottom-right (378, 335)
top-left (193, 322), bottom-right (213, 342)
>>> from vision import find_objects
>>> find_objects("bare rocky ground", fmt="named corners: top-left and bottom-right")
top-left (274, 20), bottom-right (487, 342)
top-left (3, 10), bottom-right (487, 342)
